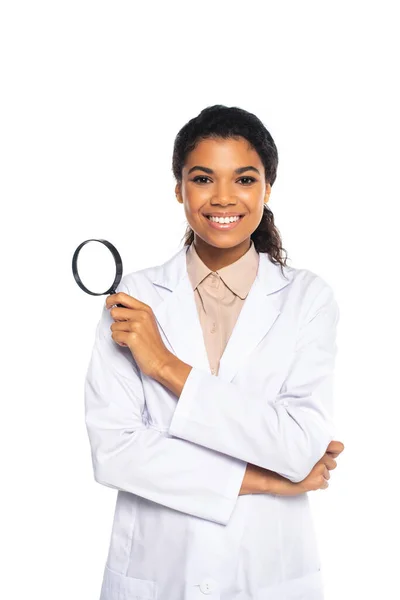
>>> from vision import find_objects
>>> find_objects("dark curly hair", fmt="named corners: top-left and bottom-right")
top-left (172, 104), bottom-right (289, 268)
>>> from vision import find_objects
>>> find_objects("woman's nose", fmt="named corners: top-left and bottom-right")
top-left (211, 182), bottom-right (237, 204)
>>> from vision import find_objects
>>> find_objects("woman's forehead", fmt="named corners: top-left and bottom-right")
top-left (184, 137), bottom-right (262, 170)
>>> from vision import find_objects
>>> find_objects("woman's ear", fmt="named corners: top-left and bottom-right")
top-left (175, 184), bottom-right (183, 204)
top-left (264, 182), bottom-right (272, 203)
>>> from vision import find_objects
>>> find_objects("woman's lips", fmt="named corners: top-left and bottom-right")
top-left (203, 215), bottom-right (245, 231)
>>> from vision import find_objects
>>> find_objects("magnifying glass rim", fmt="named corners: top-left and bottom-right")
top-left (72, 238), bottom-right (123, 296)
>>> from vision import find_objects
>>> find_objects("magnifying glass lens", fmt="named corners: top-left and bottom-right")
top-left (77, 242), bottom-right (117, 295)
top-left (72, 239), bottom-right (124, 306)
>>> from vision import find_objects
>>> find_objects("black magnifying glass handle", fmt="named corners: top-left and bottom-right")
top-left (72, 238), bottom-right (125, 306)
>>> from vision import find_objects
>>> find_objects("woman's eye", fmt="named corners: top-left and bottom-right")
top-left (191, 176), bottom-right (210, 184)
top-left (238, 176), bottom-right (256, 185)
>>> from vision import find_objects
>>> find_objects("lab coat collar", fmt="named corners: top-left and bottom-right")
top-left (151, 244), bottom-right (293, 382)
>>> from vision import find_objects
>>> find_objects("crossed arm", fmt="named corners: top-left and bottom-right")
top-left (155, 357), bottom-right (344, 497)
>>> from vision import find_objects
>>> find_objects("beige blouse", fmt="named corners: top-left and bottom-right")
top-left (186, 239), bottom-right (260, 376)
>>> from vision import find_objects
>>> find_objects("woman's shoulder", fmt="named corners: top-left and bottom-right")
top-left (116, 266), bottom-right (158, 298)
top-left (115, 246), bottom-right (187, 299)
top-left (266, 253), bottom-right (336, 299)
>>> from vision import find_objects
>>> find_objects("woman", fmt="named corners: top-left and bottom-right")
top-left (84, 104), bottom-right (345, 600)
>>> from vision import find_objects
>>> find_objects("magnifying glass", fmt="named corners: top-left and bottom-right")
top-left (72, 239), bottom-right (125, 307)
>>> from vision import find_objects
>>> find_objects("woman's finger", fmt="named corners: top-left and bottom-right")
top-left (319, 455), bottom-right (337, 470)
top-left (327, 441), bottom-right (345, 455)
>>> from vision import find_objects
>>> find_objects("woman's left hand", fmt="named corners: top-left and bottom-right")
top-left (105, 292), bottom-right (173, 379)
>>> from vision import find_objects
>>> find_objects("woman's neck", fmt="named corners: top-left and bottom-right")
top-left (192, 237), bottom-right (251, 271)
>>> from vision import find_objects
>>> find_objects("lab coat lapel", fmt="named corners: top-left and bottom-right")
top-left (218, 250), bottom-right (291, 381)
top-left (152, 247), bottom-right (210, 374)
top-left (152, 245), bottom-right (292, 382)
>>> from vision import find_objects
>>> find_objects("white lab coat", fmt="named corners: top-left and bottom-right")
top-left (84, 244), bottom-right (339, 600)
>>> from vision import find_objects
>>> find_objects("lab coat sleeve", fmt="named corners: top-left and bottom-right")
top-left (84, 279), bottom-right (247, 527)
top-left (168, 280), bottom-right (340, 484)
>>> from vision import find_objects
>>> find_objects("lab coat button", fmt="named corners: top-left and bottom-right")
top-left (200, 577), bottom-right (218, 594)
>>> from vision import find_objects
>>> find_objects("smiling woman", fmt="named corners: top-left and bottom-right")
top-left (172, 104), bottom-right (286, 272)
top-left (85, 104), bottom-right (343, 600)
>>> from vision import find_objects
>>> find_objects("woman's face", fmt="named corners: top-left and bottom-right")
top-left (176, 136), bottom-right (271, 263)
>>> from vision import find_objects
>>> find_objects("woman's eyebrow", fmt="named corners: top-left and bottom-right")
top-left (187, 165), bottom-right (260, 175)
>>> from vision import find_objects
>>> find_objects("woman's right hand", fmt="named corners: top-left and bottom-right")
top-left (295, 439), bottom-right (345, 493)
top-left (239, 440), bottom-right (345, 496)
top-left (270, 439), bottom-right (345, 496)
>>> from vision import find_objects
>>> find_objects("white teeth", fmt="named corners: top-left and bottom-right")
top-left (207, 215), bottom-right (241, 223)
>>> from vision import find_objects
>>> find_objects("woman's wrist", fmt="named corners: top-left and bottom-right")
top-left (262, 469), bottom-right (303, 496)
top-left (240, 464), bottom-right (275, 495)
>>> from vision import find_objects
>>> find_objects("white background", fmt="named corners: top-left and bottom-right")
top-left (1, 2), bottom-right (399, 598)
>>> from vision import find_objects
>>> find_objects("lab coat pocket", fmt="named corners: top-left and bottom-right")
top-left (100, 564), bottom-right (157, 600)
